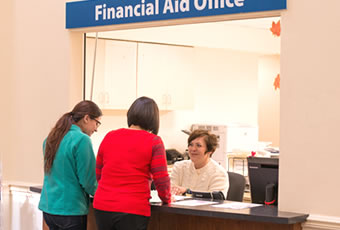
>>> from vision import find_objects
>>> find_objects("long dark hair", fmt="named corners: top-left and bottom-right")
top-left (44, 100), bottom-right (102, 173)
top-left (127, 96), bottom-right (159, 135)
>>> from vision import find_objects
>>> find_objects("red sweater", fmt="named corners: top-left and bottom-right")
top-left (93, 128), bottom-right (171, 216)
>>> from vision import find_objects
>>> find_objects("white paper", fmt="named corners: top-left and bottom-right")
top-left (150, 192), bottom-right (193, 203)
top-left (212, 202), bottom-right (262, 209)
top-left (150, 190), bottom-right (162, 203)
top-left (173, 200), bottom-right (218, 206)
top-left (174, 195), bottom-right (191, 201)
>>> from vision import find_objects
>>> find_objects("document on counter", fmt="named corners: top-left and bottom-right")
top-left (174, 195), bottom-right (191, 201)
top-left (173, 200), bottom-right (218, 206)
top-left (150, 192), bottom-right (192, 203)
top-left (212, 202), bottom-right (262, 210)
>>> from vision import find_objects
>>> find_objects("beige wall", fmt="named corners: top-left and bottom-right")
top-left (0, 0), bottom-right (14, 173)
top-left (0, 0), bottom-right (83, 183)
top-left (3, 0), bottom-right (340, 224)
top-left (280, 0), bottom-right (340, 218)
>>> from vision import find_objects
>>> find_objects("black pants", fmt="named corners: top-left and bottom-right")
top-left (43, 212), bottom-right (87, 230)
top-left (94, 209), bottom-right (149, 230)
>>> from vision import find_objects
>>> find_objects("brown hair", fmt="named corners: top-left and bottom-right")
top-left (188, 129), bottom-right (218, 156)
top-left (127, 96), bottom-right (159, 135)
top-left (44, 100), bottom-right (102, 173)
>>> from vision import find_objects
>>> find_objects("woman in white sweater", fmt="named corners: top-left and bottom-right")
top-left (170, 129), bottom-right (229, 199)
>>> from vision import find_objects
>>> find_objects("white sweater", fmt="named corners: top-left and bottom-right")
top-left (170, 159), bottom-right (229, 198)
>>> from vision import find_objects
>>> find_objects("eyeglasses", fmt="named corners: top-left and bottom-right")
top-left (92, 118), bottom-right (101, 128)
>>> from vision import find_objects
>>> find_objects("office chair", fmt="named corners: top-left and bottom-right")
top-left (226, 171), bottom-right (246, 202)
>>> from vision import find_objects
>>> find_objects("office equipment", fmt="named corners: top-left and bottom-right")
top-left (247, 157), bottom-right (279, 205)
top-left (191, 124), bottom-right (258, 170)
top-left (226, 172), bottom-right (246, 202)
top-left (166, 149), bottom-right (184, 164)
top-left (192, 191), bottom-right (225, 200)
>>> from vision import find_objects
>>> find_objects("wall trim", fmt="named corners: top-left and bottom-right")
top-left (303, 215), bottom-right (340, 230)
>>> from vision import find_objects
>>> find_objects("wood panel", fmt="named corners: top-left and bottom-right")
top-left (88, 202), bottom-right (98, 230)
top-left (148, 211), bottom-right (302, 230)
top-left (43, 220), bottom-right (49, 230)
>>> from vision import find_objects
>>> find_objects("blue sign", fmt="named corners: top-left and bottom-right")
top-left (66, 0), bottom-right (286, 29)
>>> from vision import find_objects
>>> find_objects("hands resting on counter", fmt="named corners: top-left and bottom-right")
top-left (169, 185), bottom-right (187, 203)
top-left (171, 185), bottom-right (187, 196)
top-left (170, 185), bottom-right (225, 201)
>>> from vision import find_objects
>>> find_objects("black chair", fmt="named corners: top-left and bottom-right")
top-left (226, 171), bottom-right (246, 202)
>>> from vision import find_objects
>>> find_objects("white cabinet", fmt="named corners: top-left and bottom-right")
top-left (85, 38), bottom-right (137, 109)
top-left (85, 38), bottom-right (105, 104)
top-left (137, 43), bottom-right (194, 110)
top-left (85, 38), bottom-right (194, 110)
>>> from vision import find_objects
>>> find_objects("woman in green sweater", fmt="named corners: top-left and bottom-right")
top-left (39, 100), bottom-right (102, 230)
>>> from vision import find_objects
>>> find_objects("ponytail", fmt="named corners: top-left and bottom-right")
top-left (43, 100), bottom-right (102, 174)
top-left (44, 112), bottom-right (73, 173)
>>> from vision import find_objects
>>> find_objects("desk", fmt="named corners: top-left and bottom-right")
top-left (148, 200), bottom-right (308, 230)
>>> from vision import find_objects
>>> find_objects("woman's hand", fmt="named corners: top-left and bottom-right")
top-left (171, 185), bottom-right (187, 196)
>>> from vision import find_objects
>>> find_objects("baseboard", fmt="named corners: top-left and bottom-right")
top-left (303, 215), bottom-right (340, 230)
top-left (3, 180), bottom-right (41, 188)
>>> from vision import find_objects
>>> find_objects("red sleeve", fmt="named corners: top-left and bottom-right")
top-left (150, 136), bottom-right (171, 204)
top-left (96, 140), bottom-right (104, 182)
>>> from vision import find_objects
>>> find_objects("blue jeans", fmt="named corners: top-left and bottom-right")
top-left (43, 212), bottom-right (87, 230)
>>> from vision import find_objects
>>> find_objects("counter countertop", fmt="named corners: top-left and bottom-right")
top-left (30, 186), bottom-right (308, 225)
top-left (30, 186), bottom-right (42, 193)
top-left (151, 200), bottom-right (308, 225)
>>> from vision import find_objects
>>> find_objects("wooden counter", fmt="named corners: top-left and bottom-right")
top-left (31, 186), bottom-right (308, 230)
top-left (148, 200), bottom-right (308, 230)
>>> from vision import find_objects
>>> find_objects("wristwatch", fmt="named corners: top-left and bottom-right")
top-left (184, 188), bottom-right (192, 196)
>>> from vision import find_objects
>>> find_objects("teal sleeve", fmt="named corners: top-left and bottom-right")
top-left (42, 139), bottom-right (47, 154)
top-left (75, 136), bottom-right (98, 196)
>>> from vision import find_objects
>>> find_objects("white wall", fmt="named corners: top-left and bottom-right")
top-left (280, 0), bottom-right (340, 218)
top-left (0, 0), bottom-right (83, 184)
top-left (91, 47), bottom-right (263, 154)
top-left (1, 185), bottom-right (43, 230)
top-left (258, 55), bottom-right (280, 147)
top-left (90, 20), bottom-right (280, 55)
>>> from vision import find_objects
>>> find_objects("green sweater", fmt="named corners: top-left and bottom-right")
top-left (39, 125), bottom-right (97, 215)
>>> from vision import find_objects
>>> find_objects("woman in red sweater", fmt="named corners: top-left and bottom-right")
top-left (93, 96), bottom-right (171, 230)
